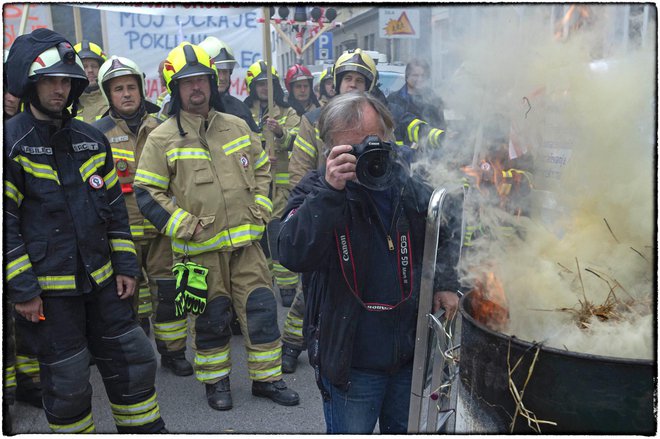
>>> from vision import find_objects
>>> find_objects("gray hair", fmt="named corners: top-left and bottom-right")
top-left (318, 92), bottom-right (395, 152)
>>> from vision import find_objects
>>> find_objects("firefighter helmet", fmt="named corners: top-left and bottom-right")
top-left (245, 60), bottom-right (279, 90)
top-left (198, 36), bottom-right (238, 72)
top-left (284, 64), bottom-right (313, 93)
top-left (98, 55), bottom-right (146, 105)
top-left (333, 48), bottom-right (377, 92)
top-left (73, 40), bottom-right (107, 66)
top-left (27, 42), bottom-right (89, 105)
top-left (162, 42), bottom-right (217, 94)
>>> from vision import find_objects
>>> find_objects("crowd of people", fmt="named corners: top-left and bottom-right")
top-left (3, 27), bottom-right (466, 434)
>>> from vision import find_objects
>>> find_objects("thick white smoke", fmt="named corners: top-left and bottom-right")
top-left (420, 6), bottom-right (655, 360)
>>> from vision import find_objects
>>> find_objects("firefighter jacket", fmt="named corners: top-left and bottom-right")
top-left (76, 88), bottom-right (109, 124)
top-left (4, 110), bottom-right (139, 304)
top-left (134, 109), bottom-right (272, 257)
top-left (278, 169), bottom-right (462, 391)
top-left (288, 107), bottom-right (323, 191)
top-left (247, 102), bottom-right (300, 182)
top-left (388, 84), bottom-right (446, 147)
top-left (93, 111), bottom-right (162, 242)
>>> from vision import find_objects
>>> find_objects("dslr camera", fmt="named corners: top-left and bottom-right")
top-left (351, 135), bottom-right (399, 191)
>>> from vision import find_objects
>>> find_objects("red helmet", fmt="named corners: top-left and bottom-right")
top-left (284, 64), bottom-right (313, 92)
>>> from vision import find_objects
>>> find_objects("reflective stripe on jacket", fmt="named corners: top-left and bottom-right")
top-left (134, 109), bottom-right (272, 257)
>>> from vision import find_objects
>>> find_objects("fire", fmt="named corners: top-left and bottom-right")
top-left (470, 272), bottom-right (510, 331)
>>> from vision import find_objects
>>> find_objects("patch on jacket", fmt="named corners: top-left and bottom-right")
top-left (21, 145), bottom-right (52, 155)
top-left (109, 135), bottom-right (129, 143)
top-left (72, 142), bottom-right (100, 152)
top-left (240, 153), bottom-right (249, 169)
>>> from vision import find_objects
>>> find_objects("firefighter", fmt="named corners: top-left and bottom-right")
top-left (244, 60), bottom-right (302, 307)
top-left (134, 42), bottom-right (299, 411)
top-left (198, 36), bottom-right (260, 132)
top-left (387, 58), bottom-right (446, 151)
top-left (73, 40), bottom-right (109, 123)
top-left (318, 65), bottom-right (335, 106)
top-left (92, 55), bottom-right (194, 377)
top-left (285, 64), bottom-right (320, 115)
top-left (4, 28), bottom-right (165, 433)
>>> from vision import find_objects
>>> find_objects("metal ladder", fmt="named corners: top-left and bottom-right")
top-left (408, 186), bottom-right (464, 433)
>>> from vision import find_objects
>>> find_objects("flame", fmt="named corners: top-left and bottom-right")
top-left (554, 5), bottom-right (592, 40)
top-left (470, 272), bottom-right (510, 331)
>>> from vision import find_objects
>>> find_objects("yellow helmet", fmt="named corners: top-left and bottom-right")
top-left (162, 42), bottom-right (217, 94)
top-left (73, 40), bottom-right (107, 66)
top-left (333, 48), bottom-right (377, 92)
top-left (245, 60), bottom-right (279, 90)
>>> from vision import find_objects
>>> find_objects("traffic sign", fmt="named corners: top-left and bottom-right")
top-left (314, 32), bottom-right (333, 61)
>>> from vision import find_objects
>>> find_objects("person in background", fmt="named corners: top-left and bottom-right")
top-left (4, 28), bottom-right (166, 433)
top-left (278, 92), bottom-right (461, 433)
top-left (318, 66), bottom-right (336, 106)
top-left (73, 40), bottom-right (109, 123)
top-left (135, 42), bottom-right (299, 411)
top-left (387, 58), bottom-right (446, 151)
top-left (285, 64), bottom-right (320, 115)
top-left (244, 60), bottom-right (302, 308)
top-left (155, 59), bottom-right (171, 121)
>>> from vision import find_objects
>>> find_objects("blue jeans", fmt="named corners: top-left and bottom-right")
top-left (321, 363), bottom-right (413, 434)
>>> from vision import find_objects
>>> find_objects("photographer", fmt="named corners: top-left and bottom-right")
top-left (278, 92), bottom-right (461, 433)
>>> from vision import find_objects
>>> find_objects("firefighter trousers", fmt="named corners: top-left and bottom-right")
top-left (281, 289), bottom-right (305, 351)
top-left (14, 282), bottom-right (165, 433)
top-left (185, 243), bottom-right (283, 384)
top-left (136, 234), bottom-right (188, 358)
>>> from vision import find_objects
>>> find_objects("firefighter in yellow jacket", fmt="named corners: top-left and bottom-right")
top-left (243, 60), bottom-right (301, 307)
top-left (93, 55), bottom-right (194, 377)
top-left (134, 42), bottom-right (299, 411)
top-left (73, 40), bottom-right (109, 123)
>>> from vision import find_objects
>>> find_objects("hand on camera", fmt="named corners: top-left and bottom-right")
top-left (325, 145), bottom-right (357, 191)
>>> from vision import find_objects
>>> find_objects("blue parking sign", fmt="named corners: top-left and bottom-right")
top-left (314, 32), bottom-right (333, 61)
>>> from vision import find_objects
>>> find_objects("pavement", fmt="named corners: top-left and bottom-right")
top-left (8, 292), bottom-right (326, 434)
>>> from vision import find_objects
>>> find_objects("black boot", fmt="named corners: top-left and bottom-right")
top-left (279, 288), bottom-right (296, 307)
top-left (281, 346), bottom-right (301, 374)
top-left (161, 354), bottom-right (193, 376)
top-left (205, 377), bottom-right (232, 411)
top-left (252, 379), bottom-right (299, 406)
top-left (3, 401), bottom-right (12, 435)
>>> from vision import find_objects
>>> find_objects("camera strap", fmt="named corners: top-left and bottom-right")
top-left (334, 215), bottom-right (413, 312)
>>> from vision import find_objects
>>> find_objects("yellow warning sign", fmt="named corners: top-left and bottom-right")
top-left (383, 11), bottom-right (415, 36)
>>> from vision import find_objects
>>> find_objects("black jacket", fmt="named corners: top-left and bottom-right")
top-left (388, 84), bottom-right (446, 144)
top-left (278, 170), bottom-right (461, 391)
top-left (221, 92), bottom-right (260, 133)
top-left (4, 110), bottom-right (139, 303)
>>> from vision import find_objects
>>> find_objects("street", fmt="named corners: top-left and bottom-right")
top-left (8, 295), bottom-right (326, 434)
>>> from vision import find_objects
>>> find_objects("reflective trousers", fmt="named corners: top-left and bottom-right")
top-left (184, 243), bottom-right (283, 384)
top-left (15, 282), bottom-right (165, 433)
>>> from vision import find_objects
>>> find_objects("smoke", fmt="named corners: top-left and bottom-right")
top-left (418, 6), bottom-right (655, 360)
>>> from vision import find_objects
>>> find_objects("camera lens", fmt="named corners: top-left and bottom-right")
top-left (356, 149), bottom-right (394, 191)
top-left (367, 153), bottom-right (388, 178)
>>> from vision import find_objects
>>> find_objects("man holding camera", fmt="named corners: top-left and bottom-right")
top-left (278, 92), bottom-right (461, 433)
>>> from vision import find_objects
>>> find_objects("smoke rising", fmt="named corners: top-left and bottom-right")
top-left (418, 6), bottom-right (655, 360)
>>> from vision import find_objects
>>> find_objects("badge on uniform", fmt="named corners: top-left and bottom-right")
top-left (240, 153), bottom-right (249, 169)
top-left (89, 174), bottom-right (104, 189)
top-left (116, 158), bottom-right (129, 172)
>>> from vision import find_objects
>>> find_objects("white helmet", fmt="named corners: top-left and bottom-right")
top-left (98, 55), bottom-right (146, 105)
